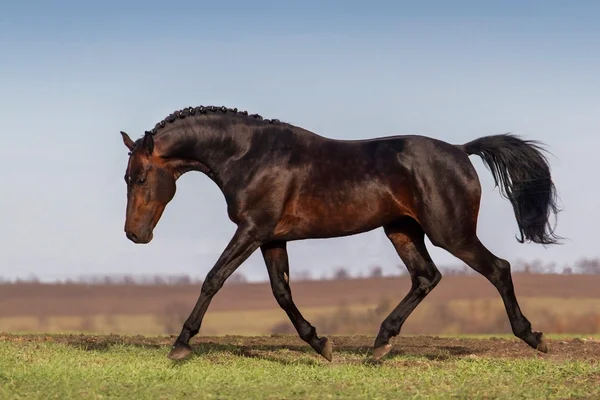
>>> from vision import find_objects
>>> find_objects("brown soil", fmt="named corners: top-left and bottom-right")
top-left (2, 274), bottom-right (599, 318)
top-left (2, 333), bottom-right (599, 362)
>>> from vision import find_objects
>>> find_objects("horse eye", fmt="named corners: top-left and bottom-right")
top-left (138, 178), bottom-right (146, 185)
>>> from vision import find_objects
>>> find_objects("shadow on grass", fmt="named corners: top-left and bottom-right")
top-left (1, 333), bottom-right (485, 366)
top-left (172, 340), bottom-right (479, 366)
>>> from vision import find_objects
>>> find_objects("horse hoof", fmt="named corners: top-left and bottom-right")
top-left (534, 331), bottom-right (548, 353)
top-left (167, 344), bottom-right (192, 360)
top-left (371, 343), bottom-right (392, 360)
top-left (320, 337), bottom-right (333, 362)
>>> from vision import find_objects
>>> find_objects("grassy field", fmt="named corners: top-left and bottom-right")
top-left (2, 276), bottom-right (599, 398)
top-left (1, 333), bottom-right (599, 399)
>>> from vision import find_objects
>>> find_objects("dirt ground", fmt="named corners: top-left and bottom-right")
top-left (2, 333), bottom-right (599, 362)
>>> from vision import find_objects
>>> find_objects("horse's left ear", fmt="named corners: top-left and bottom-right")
top-left (120, 131), bottom-right (135, 151)
top-left (142, 131), bottom-right (154, 155)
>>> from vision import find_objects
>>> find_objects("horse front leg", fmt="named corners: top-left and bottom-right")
top-left (261, 241), bottom-right (332, 361)
top-left (167, 224), bottom-right (262, 360)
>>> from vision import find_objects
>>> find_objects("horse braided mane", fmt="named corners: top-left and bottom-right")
top-left (146, 105), bottom-right (281, 135)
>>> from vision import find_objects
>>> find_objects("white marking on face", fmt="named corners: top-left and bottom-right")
top-left (283, 272), bottom-right (289, 283)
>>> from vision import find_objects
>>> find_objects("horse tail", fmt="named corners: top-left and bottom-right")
top-left (460, 133), bottom-right (561, 245)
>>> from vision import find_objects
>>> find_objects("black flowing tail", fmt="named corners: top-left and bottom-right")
top-left (461, 133), bottom-right (561, 245)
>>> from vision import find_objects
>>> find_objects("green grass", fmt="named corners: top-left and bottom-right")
top-left (1, 335), bottom-right (599, 399)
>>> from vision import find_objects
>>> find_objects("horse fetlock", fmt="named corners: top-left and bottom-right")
top-left (512, 321), bottom-right (533, 340)
top-left (513, 326), bottom-right (547, 352)
top-left (377, 319), bottom-right (399, 342)
top-left (298, 325), bottom-right (317, 342)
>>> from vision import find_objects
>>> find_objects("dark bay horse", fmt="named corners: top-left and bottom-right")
top-left (120, 105), bottom-right (560, 361)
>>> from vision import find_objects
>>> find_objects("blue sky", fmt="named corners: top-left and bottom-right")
top-left (1, 1), bottom-right (599, 282)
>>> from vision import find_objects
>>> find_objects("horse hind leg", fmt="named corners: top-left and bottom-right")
top-left (413, 138), bottom-right (547, 353)
top-left (372, 217), bottom-right (442, 360)
top-left (438, 235), bottom-right (548, 353)
top-left (421, 182), bottom-right (548, 352)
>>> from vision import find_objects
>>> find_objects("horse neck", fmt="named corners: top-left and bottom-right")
top-left (157, 116), bottom-right (252, 187)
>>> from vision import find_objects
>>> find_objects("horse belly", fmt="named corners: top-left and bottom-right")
top-left (273, 184), bottom-right (403, 240)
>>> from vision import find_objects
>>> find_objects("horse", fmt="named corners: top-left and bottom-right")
top-left (119, 105), bottom-right (560, 362)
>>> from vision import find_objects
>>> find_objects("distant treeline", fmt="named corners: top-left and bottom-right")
top-left (2, 257), bottom-right (600, 286)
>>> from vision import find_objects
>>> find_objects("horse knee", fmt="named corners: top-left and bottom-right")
top-left (413, 268), bottom-right (441, 295)
top-left (201, 279), bottom-right (222, 297)
top-left (493, 257), bottom-right (510, 270)
top-left (489, 258), bottom-right (512, 283)
top-left (430, 269), bottom-right (442, 289)
top-left (272, 289), bottom-right (292, 307)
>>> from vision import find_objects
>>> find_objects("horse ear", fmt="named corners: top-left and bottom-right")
top-left (120, 131), bottom-right (135, 151)
top-left (142, 131), bottom-right (154, 155)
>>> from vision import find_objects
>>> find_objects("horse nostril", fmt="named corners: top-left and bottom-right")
top-left (126, 231), bottom-right (139, 242)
